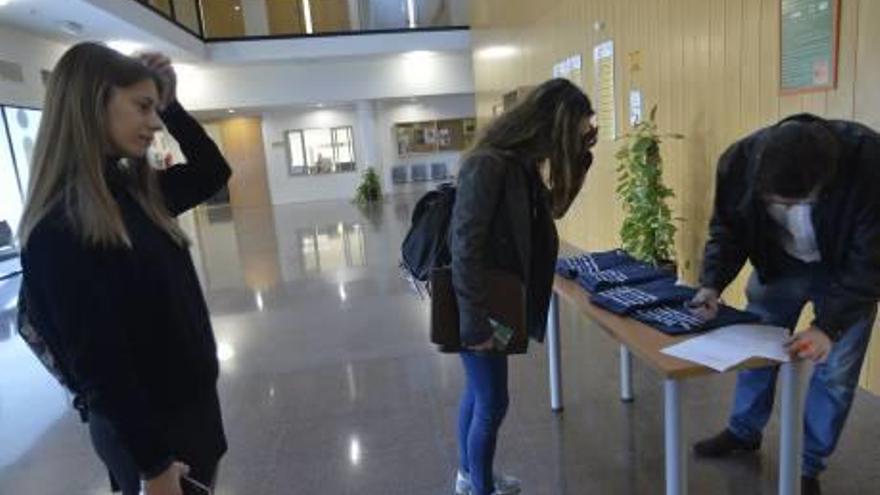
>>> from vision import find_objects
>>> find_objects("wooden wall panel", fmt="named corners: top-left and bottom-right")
top-left (471, 0), bottom-right (880, 392)
top-left (147, 0), bottom-right (173, 16)
top-left (218, 117), bottom-right (272, 208)
top-left (266, 0), bottom-right (306, 35)
top-left (201, 0), bottom-right (246, 38)
top-left (855, 0), bottom-right (880, 130)
top-left (311, 0), bottom-right (351, 33)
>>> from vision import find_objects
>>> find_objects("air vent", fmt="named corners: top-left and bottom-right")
top-left (0, 59), bottom-right (25, 83)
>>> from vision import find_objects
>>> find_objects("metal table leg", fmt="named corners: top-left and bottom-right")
top-left (547, 293), bottom-right (563, 412)
top-left (620, 345), bottom-right (634, 402)
top-left (779, 361), bottom-right (805, 495)
top-left (665, 379), bottom-right (687, 495)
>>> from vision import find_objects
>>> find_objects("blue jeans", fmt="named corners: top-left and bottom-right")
top-left (458, 352), bottom-right (509, 495)
top-left (728, 263), bottom-right (876, 477)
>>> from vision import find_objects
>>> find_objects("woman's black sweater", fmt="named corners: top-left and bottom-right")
top-left (21, 101), bottom-right (231, 475)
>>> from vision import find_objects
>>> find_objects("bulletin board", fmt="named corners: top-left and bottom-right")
top-left (780, 0), bottom-right (840, 94)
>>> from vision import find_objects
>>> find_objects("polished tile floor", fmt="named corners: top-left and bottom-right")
top-left (1, 196), bottom-right (879, 494)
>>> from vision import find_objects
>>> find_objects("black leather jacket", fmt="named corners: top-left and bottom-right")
top-left (450, 149), bottom-right (559, 347)
top-left (700, 114), bottom-right (880, 340)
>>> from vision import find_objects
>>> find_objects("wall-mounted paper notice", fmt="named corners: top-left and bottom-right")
top-left (593, 41), bottom-right (616, 141)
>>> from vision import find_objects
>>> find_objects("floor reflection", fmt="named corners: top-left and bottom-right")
top-left (297, 223), bottom-right (366, 275)
top-left (0, 308), bottom-right (68, 469)
top-left (4, 194), bottom-right (879, 494)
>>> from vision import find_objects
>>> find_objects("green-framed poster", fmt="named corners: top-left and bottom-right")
top-left (780, 0), bottom-right (840, 94)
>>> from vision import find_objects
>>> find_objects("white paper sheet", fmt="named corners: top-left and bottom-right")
top-left (661, 324), bottom-right (791, 372)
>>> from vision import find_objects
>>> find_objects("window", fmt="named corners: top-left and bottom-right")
top-left (286, 130), bottom-right (306, 175)
top-left (331, 126), bottom-right (356, 172)
top-left (3, 107), bottom-right (41, 198)
top-left (285, 126), bottom-right (356, 176)
top-left (1, 106), bottom-right (41, 237)
top-left (0, 122), bottom-right (22, 238)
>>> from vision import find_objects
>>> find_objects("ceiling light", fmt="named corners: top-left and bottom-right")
top-left (0, 0), bottom-right (12, 7)
top-left (477, 46), bottom-right (519, 60)
top-left (234, 5), bottom-right (241, 12)
top-left (404, 50), bottom-right (435, 60)
top-left (106, 40), bottom-right (144, 56)
top-left (302, 0), bottom-right (314, 34)
top-left (406, 0), bottom-right (416, 28)
top-left (227, 109), bottom-right (236, 114)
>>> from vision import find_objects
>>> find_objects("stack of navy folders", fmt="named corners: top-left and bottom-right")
top-left (631, 304), bottom-right (761, 336)
top-left (588, 271), bottom-right (761, 336)
top-left (556, 251), bottom-right (761, 336)
top-left (554, 249), bottom-right (636, 279)
top-left (576, 262), bottom-right (674, 293)
top-left (590, 278), bottom-right (696, 315)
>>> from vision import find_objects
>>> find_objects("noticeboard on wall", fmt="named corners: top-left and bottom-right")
top-left (394, 118), bottom-right (476, 157)
top-left (780, 0), bottom-right (840, 94)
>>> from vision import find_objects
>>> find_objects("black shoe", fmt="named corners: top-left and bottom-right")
top-left (802, 476), bottom-right (821, 495)
top-left (693, 429), bottom-right (761, 458)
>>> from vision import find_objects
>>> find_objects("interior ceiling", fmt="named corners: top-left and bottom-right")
top-left (0, 0), bottom-right (199, 60)
top-left (0, 1), bottom-right (469, 66)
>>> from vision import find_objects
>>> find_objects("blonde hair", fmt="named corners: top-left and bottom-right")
top-left (18, 42), bottom-right (187, 248)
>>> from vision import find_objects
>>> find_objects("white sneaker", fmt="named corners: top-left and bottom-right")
top-left (454, 470), bottom-right (522, 495)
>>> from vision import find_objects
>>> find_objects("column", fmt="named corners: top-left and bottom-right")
top-left (355, 100), bottom-right (384, 189)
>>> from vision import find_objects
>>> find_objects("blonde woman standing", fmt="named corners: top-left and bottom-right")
top-left (18, 43), bottom-right (230, 495)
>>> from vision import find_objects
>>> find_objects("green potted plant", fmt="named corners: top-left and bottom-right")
top-left (615, 106), bottom-right (683, 272)
top-left (354, 167), bottom-right (383, 206)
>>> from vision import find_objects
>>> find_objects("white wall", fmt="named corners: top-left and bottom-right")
top-left (0, 26), bottom-right (67, 108)
top-left (260, 93), bottom-right (475, 205)
top-left (262, 106), bottom-right (364, 204)
top-left (177, 51), bottom-right (474, 111)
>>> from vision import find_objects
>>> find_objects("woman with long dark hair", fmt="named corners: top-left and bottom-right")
top-left (451, 79), bottom-right (598, 495)
top-left (19, 43), bottom-right (230, 495)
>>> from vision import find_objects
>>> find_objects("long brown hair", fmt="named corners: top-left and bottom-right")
top-left (18, 42), bottom-right (187, 248)
top-left (472, 79), bottom-right (595, 218)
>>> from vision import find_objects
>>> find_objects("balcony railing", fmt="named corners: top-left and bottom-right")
top-left (133, 0), bottom-right (469, 41)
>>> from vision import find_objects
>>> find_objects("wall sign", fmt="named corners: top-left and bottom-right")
top-left (780, 0), bottom-right (840, 94)
top-left (629, 89), bottom-right (643, 126)
top-left (593, 40), bottom-right (616, 141)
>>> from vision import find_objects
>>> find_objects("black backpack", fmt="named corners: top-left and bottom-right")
top-left (400, 182), bottom-right (456, 291)
top-left (17, 282), bottom-right (88, 419)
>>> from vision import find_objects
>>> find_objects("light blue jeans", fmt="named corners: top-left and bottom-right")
top-left (458, 351), bottom-right (509, 495)
top-left (728, 262), bottom-right (875, 477)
